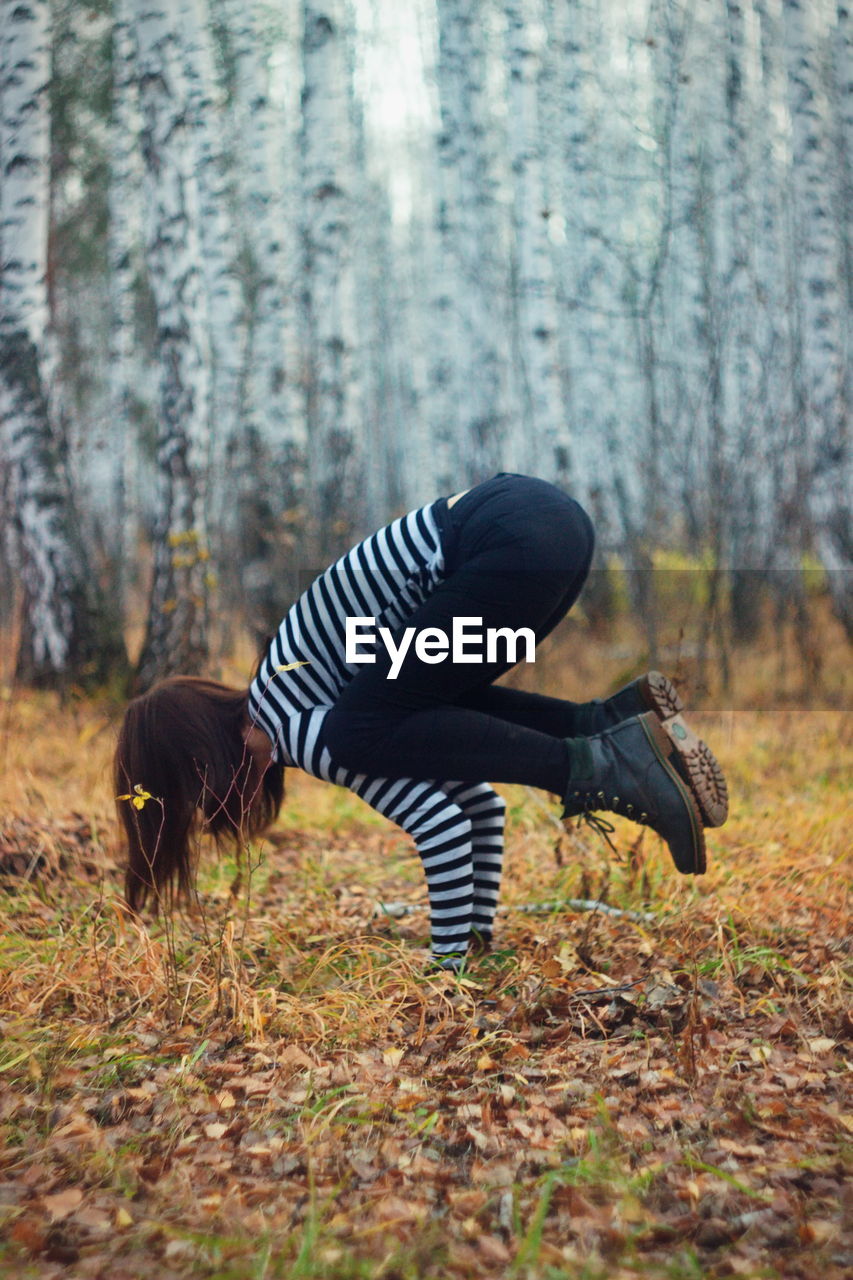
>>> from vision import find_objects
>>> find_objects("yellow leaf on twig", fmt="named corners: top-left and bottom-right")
top-left (116, 783), bottom-right (155, 810)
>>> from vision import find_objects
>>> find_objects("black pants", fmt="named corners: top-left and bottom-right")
top-left (323, 474), bottom-right (595, 795)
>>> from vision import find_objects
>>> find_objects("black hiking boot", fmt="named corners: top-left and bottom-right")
top-left (562, 712), bottom-right (707, 875)
top-left (581, 672), bottom-right (728, 828)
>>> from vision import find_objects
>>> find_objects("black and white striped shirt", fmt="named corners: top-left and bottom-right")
top-left (247, 498), bottom-right (506, 958)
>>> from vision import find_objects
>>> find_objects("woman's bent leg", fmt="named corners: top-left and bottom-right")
top-left (323, 480), bottom-right (595, 792)
top-left (441, 782), bottom-right (506, 944)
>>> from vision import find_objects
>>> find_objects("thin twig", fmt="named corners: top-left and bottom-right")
top-left (376, 898), bottom-right (657, 924)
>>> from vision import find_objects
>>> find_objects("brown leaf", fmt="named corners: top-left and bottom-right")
top-left (278, 1045), bottom-right (317, 1071)
top-left (75, 1207), bottom-right (111, 1232)
top-left (799, 1219), bottom-right (839, 1245)
top-left (43, 1188), bottom-right (83, 1221)
top-left (723, 1138), bottom-right (767, 1159)
top-left (374, 1194), bottom-right (427, 1223)
top-left (465, 1124), bottom-right (490, 1151)
top-left (9, 1216), bottom-right (46, 1255)
top-left (478, 1234), bottom-right (512, 1263)
top-left (228, 1075), bottom-right (272, 1095)
top-left (447, 1189), bottom-right (487, 1214)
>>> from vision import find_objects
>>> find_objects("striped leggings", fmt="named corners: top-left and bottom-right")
top-left (345, 774), bottom-right (507, 954)
top-left (324, 474), bottom-right (597, 958)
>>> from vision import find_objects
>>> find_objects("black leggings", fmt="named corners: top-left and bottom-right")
top-left (323, 474), bottom-right (595, 794)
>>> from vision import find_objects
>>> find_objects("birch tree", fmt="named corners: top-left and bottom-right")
top-left (108, 0), bottom-right (146, 603)
top-left (537, 0), bottom-right (614, 631)
top-left (131, 0), bottom-right (213, 688)
top-left (727, 0), bottom-right (796, 634)
top-left (528, 1), bottom-right (700, 646)
top-left (783, 0), bottom-right (852, 635)
top-left (838, 1), bottom-right (853, 320)
top-left (300, 1), bottom-right (365, 558)
top-left (504, 0), bottom-right (570, 484)
top-left (212, 0), bottom-right (307, 632)
top-left (721, 0), bottom-right (763, 617)
top-left (0, 0), bottom-right (125, 686)
top-left (218, 0), bottom-right (305, 460)
top-left (175, 0), bottom-right (243, 512)
top-left (429, 0), bottom-right (509, 488)
top-left (348, 0), bottom-right (433, 507)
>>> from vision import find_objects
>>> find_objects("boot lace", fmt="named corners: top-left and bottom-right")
top-left (568, 789), bottom-right (650, 852)
top-left (576, 809), bottom-right (618, 852)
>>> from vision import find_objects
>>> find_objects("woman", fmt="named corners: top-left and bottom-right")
top-left (115, 474), bottom-right (727, 969)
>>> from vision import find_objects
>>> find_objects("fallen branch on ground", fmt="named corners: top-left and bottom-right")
top-left (376, 898), bottom-right (657, 924)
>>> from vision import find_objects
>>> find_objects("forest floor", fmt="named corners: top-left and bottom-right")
top-left (0, 624), bottom-right (850, 1280)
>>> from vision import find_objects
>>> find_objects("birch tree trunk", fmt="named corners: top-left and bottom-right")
top-left (398, 169), bottom-right (444, 499)
top-left (721, 0), bottom-right (767, 637)
top-left (654, 3), bottom-right (707, 547)
top-left (131, 0), bottom-right (213, 689)
top-left (783, 0), bottom-right (852, 635)
top-left (213, 0), bottom-right (307, 634)
top-left (175, 0), bottom-right (243, 528)
top-left (751, 0), bottom-right (800, 580)
top-left (107, 0), bottom-right (146, 607)
top-left (505, 0), bottom-right (570, 485)
top-left (351, 0), bottom-right (424, 507)
top-left (300, 1), bottom-right (365, 558)
top-left (0, 0), bottom-right (125, 686)
top-left (227, 0), bottom-right (306, 471)
top-left (543, 0), bottom-right (619, 632)
top-left (834, 0), bottom-right (852, 430)
top-left (431, 0), bottom-right (508, 485)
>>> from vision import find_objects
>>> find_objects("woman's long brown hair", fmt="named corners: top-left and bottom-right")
top-left (114, 677), bottom-right (284, 912)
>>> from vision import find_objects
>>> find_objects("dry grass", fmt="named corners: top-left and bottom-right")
top-left (0, 619), bottom-right (850, 1279)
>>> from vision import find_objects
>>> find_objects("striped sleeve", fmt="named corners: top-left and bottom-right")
top-left (247, 499), bottom-right (448, 755)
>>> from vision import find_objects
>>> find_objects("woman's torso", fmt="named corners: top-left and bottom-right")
top-left (247, 496), bottom-right (450, 763)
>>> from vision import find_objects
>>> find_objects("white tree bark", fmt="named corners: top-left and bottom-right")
top-left (504, 0), bottom-right (569, 485)
top-left (653, 3), bottom-right (705, 535)
top-left (349, 0), bottom-right (444, 506)
top-left (215, 0), bottom-right (306, 493)
top-left (718, 0), bottom-right (774, 604)
top-left (834, 0), bottom-right (852, 394)
top-left (107, 0), bottom-right (146, 599)
top-left (300, 1), bottom-right (365, 555)
top-left (549, 0), bottom-right (636, 523)
top-left (131, 0), bottom-right (213, 687)
top-left (431, 0), bottom-right (509, 486)
top-left (750, 0), bottom-right (800, 570)
top-left (783, 0), bottom-right (852, 631)
top-left (175, 0), bottom-right (244, 522)
top-left (0, 0), bottom-right (123, 684)
top-left (721, 2), bottom-right (758, 465)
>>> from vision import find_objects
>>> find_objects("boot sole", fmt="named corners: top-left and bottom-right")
top-left (639, 714), bottom-right (707, 875)
top-left (642, 672), bottom-right (729, 828)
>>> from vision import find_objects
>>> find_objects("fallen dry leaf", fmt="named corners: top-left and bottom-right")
top-left (42, 1188), bottom-right (83, 1221)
